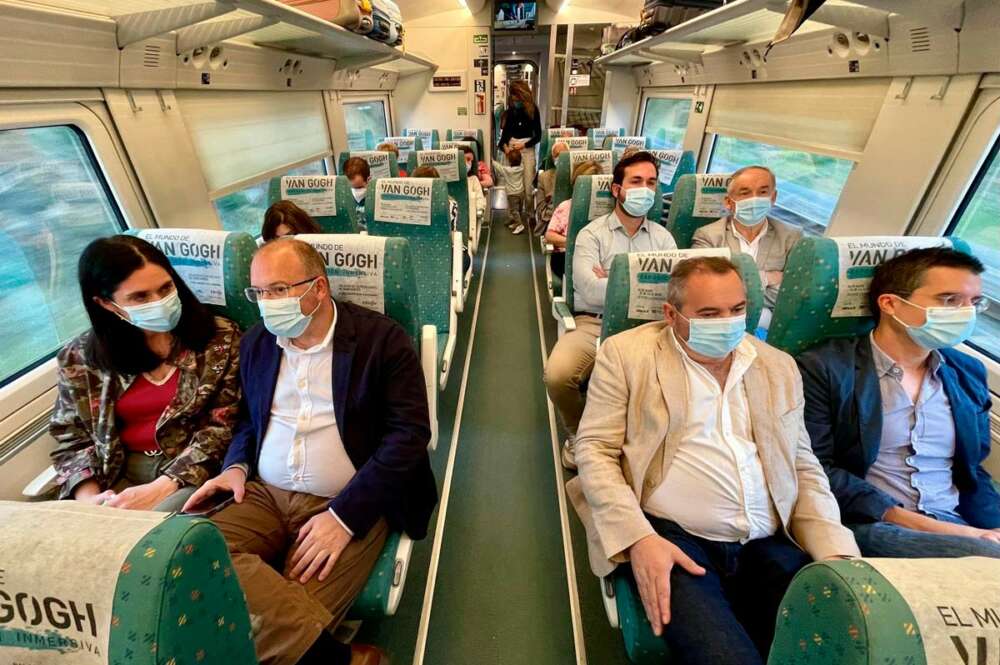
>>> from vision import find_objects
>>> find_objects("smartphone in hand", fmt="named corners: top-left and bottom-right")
top-left (182, 490), bottom-right (236, 516)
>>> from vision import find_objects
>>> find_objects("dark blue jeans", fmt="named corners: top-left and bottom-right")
top-left (647, 515), bottom-right (812, 665)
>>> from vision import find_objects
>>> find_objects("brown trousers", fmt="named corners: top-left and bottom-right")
top-left (212, 481), bottom-right (388, 665)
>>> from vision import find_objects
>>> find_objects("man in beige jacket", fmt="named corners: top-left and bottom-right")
top-left (567, 256), bottom-right (859, 665)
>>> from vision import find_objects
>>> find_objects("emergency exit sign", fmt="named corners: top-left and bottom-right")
top-left (473, 34), bottom-right (489, 44)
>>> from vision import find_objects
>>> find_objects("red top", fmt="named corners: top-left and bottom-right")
top-left (116, 370), bottom-right (180, 453)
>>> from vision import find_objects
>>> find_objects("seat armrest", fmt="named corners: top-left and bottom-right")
top-left (451, 231), bottom-right (464, 314)
top-left (421, 325), bottom-right (438, 451)
top-left (23, 465), bottom-right (58, 498)
top-left (386, 534), bottom-right (414, 616)
top-left (543, 242), bottom-right (555, 255)
top-left (552, 297), bottom-right (576, 332)
top-left (602, 576), bottom-right (620, 629)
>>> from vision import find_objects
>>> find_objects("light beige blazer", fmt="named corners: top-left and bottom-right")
top-left (567, 321), bottom-right (860, 578)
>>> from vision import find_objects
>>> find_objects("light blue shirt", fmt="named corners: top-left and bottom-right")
top-left (866, 335), bottom-right (961, 521)
top-left (572, 210), bottom-right (677, 314)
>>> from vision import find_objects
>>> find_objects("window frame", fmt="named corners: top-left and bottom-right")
top-left (339, 93), bottom-right (394, 153)
top-left (636, 90), bottom-right (695, 148)
top-left (911, 83), bottom-right (1000, 393)
top-left (0, 102), bottom-right (150, 432)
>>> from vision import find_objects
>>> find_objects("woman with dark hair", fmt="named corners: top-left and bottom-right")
top-left (49, 235), bottom-right (242, 511)
top-left (498, 79), bottom-right (541, 212)
top-left (261, 200), bottom-right (323, 241)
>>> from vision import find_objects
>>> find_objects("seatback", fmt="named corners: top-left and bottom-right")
top-left (267, 174), bottom-right (360, 233)
top-left (337, 150), bottom-right (399, 179)
top-left (588, 127), bottom-right (625, 149)
top-left (129, 228), bottom-right (259, 329)
top-left (768, 235), bottom-right (972, 355)
top-left (383, 135), bottom-right (423, 169)
top-left (665, 173), bottom-right (734, 248)
top-left (563, 174), bottom-right (666, 312)
top-left (610, 135), bottom-right (649, 162)
top-left (404, 128), bottom-right (440, 149)
top-left (295, 234), bottom-right (421, 346)
top-left (639, 149), bottom-right (696, 196)
top-left (365, 178), bottom-right (452, 334)
top-left (553, 150), bottom-right (613, 209)
top-left (600, 248), bottom-right (764, 340)
top-left (540, 127), bottom-right (578, 169)
top-left (439, 140), bottom-right (480, 192)
top-left (407, 148), bottom-right (470, 241)
top-left (447, 128), bottom-right (484, 156)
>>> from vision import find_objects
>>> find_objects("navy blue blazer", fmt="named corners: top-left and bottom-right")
top-left (223, 300), bottom-right (438, 539)
top-left (796, 336), bottom-right (1000, 528)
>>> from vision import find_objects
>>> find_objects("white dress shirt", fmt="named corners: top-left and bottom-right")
top-left (729, 219), bottom-right (768, 259)
top-left (643, 334), bottom-right (779, 542)
top-left (258, 302), bottom-right (357, 514)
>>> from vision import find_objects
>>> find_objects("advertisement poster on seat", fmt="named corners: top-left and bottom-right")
top-left (588, 175), bottom-right (615, 218)
top-left (417, 151), bottom-right (461, 182)
top-left (375, 179), bottom-right (433, 226)
top-left (650, 150), bottom-right (682, 185)
top-left (299, 235), bottom-right (387, 314)
top-left (140, 229), bottom-right (227, 306)
top-left (281, 175), bottom-right (337, 217)
top-left (628, 248), bottom-right (730, 320)
top-left (354, 151), bottom-right (393, 179)
top-left (570, 150), bottom-right (612, 174)
top-left (692, 173), bottom-right (733, 218)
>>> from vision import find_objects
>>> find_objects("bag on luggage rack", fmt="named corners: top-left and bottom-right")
top-left (281, 0), bottom-right (403, 46)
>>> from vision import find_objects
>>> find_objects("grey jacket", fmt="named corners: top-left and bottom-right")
top-left (691, 216), bottom-right (802, 308)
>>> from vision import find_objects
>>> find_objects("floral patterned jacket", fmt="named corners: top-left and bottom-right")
top-left (49, 316), bottom-right (241, 498)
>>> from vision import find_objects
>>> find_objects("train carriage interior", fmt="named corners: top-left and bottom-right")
top-left (1, 0), bottom-right (1000, 664)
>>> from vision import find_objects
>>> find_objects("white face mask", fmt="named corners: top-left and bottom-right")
top-left (678, 312), bottom-right (747, 358)
top-left (113, 289), bottom-right (182, 333)
top-left (351, 187), bottom-right (366, 203)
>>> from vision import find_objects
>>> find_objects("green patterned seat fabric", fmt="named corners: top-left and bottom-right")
top-left (267, 175), bottom-right (360, 234)
top-left (768, 236), bottom-right (971, 356)
top-left (128, 229), bottom-right (260, 330)
top-left (540, 128), bottom-right (579, 170)
top-left (588, 127), bottom-right (625, 150)
top-left (404, 128), bottom-right (440, 150)
top-left (611, 567), bottom-right (671, 664)
top-left (553, 150), bottom-right (615, 209)
top-left (408, 149), bottom-right (470, 242)
top-left (665, 173), bottom-right (734, 249)
top-left (337, 151), bottom-right (400, 178)
top-left (600, 250), bottom-right (763, 341)
top-left (111, 515), bottom-right (257, 665)
top-left (768, 560), bottom-right (925, 665)
top-left (366, 178), bottom-right (452, 351)
top-left (347, 532), bottom-right (403, 621)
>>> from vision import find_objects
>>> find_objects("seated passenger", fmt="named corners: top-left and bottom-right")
top-left (262, 200), bottom-right (322, 241)
top-left (412, 165), bottom-right (471, 274)
top-left (495, 147), bottom-right (526, 234)
top-left (465, 137), bottom-right (494, 188)
top-left (376, 141), bottom-right (406, 177)
top-left (544, 159), bottom-right (603, 278)
top-left (343, 156), bottom-right (371, 227)
top-left (50, 235), bottom-right (241, 511)
top-left (184, 238), bottom-right (437, 665)
top-left (571, 256), bottom-right (859, 665)
top-left (537, 140), bottom-right (568, 203)
top-left (460, 144), bottom-right (488, 224)
top-left (691, 165), bottom-right (801, 329)
top-left (797, 247), bottom-right (1000, 558)
top-left (545, 151), bottom-right (676, 468)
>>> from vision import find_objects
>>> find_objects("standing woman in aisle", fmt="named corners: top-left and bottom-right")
top-left (49, 235), bottom-right (242, 512)
top-left (498, 80), bottom-right (541, 223)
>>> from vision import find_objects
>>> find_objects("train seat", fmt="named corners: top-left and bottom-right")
top-left (611, 136), bottom-right (650, 162)
top-left (587, 127), bottom-right (625, 150)
top-left (599, 248), bottom-right (764, 342)
top-left (438, 140), bottom-right (485, 252)
top-left (540, 127), bottom-right (578, 170)
top-left (407, 149), bottom-right (474, 308)
top-left (767, 235), bottom-right (971, 356)
top-left (337, 150), bottom-right (399, 180)
top-left (638, 150), bottom-right (696, 198)
top-left (441, 138), bottom-right (480, 164)
top-left (446, 128), bottom-right (484, 154)
top-left (403, 128), bottom-right (440, 150)
top-left (383, 135), bottom-right (423, 170)
top-left (0, 501), bottom-right (256, 665)
top-left (664, 173), bottom-right (735, 249)
top-left (267, 174), bottom-right (361, 234)
top-left (552, 150), bottom-right (613, 210)
top-left (768, 557), bottom-right (1000, 665)
top-left (365, 178), bottom-right (458, 390)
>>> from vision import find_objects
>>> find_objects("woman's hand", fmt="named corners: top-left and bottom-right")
top-left (73, 479), bottom-right (115, 505)
top-left (106, 475), bottom-right (179, 511)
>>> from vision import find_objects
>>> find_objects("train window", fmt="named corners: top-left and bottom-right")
top-left (947, 138), bottom-right (1000, 360)
top-left (343, 100), bottom-right (389, 151)
top-left (0, 126), bottom-right (124, 386)
top-left (640, 97), bottom-right (692, 150)
top-left (213, 159), bottom-right (327, 236)
top-left (708, 134), bottom-right (854, 235)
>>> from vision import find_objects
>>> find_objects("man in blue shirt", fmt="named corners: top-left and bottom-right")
top-left (797, 247), bottom-right (1000, 558)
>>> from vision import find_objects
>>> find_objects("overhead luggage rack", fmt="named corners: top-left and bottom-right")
top-left (28, 0), bottom-right (437, 74)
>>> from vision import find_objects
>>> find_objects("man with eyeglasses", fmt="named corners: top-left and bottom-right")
top-left (797, 246), bottom-right (1000, 559)
top-left (184, 238), bottom-right (437, 665)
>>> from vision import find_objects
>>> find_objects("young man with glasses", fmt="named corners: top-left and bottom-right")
top-left (185, 238), bottom-right (437, 665)
top-left (797, 246), bottom-right (1000, 558)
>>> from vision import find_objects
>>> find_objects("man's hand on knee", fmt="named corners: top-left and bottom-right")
top-left (629, 534), bottom-right (706, 636)
top-left (288, 511), bottom-right (353, 584)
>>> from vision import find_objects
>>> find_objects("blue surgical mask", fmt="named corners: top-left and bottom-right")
top-left (733, 196), bottom-right (772, 227)
top-left (680, 313), bottom-right (746, 359)
top-left (621, 186), bottom-right (655, 218)
top-left (258, 279), bottom-right (321, 338)
top-left (892, 297), bottom-right (977, 350)
top-left (513, 101), bottom-right (524, 110)
top-left (114, 289), bottom-right (182, 333)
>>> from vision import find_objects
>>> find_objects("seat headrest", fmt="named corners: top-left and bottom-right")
top-left (665, 173), bottom-right (734, 248)
top-left (129, 228), bottom-right (259, 330)
top-left (440, 140), bottom-right (478, 162)
top-left (344, 150), bottom-right (397, 178)
top-left (370, 177), bottom-right (442, 227)
top-left (768, 235), bottom-right (971, 355)
top-left (279, 174), bottom-right (338, 217)
top-left (404, 128), bottom-right (439, 149)
top-left (384, 136), bottom-right (422, 163)
top-left (547, 127), bottom-right (577, 138)
top-left (554, 150), bottom-right (614, 208)
top-left (611, 136), bottom-right (649, 160)
top-left (410, 149), bottom-right (463, 182)
top-left (574, 174), bottom-right (615, 220)
top-left (587, 127), bottom-right (624, 149)
top-left (551, 136), bottom-right (589, 151)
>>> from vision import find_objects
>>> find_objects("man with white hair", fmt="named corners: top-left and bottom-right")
top-left (691, 165), bottom-right (801, 328)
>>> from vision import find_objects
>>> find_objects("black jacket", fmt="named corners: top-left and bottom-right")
top-left (499, 105), bottom-right (542, 149)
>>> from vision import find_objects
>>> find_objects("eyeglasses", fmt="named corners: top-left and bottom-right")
top-left (244, 276), bottom-right (320, 303)
top-left (895, 293), bottom-right (991, 313)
